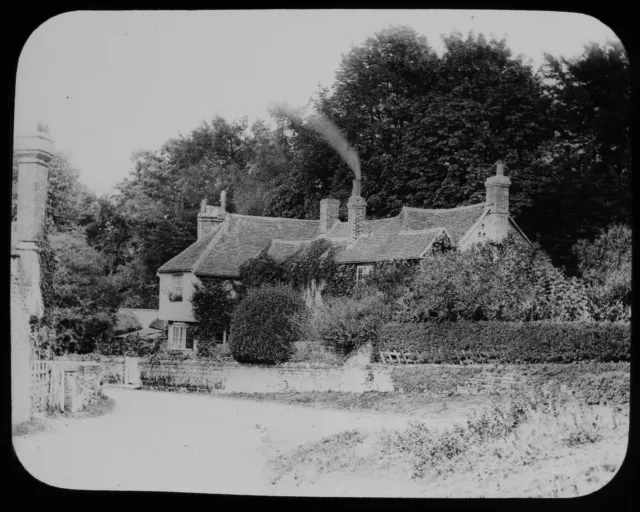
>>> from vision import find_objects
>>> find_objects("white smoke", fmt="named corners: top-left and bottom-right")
top-left (271, 102), bottom-right (361, 180)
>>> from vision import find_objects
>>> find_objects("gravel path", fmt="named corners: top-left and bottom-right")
top-left (13, 387), bottom-right (464, 495)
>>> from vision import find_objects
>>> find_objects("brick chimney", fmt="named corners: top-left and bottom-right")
top-left (484, 160), bottom-right (512, 240)
top-left (319, 197), bottom-right (340, 235)
top-left (347, 179), bottom-right (366, 244)
top-left (197, 190), bottom-right (227, 240)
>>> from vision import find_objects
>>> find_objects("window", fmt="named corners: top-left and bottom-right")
top-left (214, 331), bottom-right (226, 345)
top-left (356, 265), bottom-right (373, 282)
top-left (170, 324), bottom-right (186, 350)
top-left (170, 274), bottom-right (183, 302)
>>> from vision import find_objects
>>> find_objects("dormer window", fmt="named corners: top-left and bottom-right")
top-left (356, 265), bottom-right (373, 282)
top-left (169, 274), bottom-right (183, 302)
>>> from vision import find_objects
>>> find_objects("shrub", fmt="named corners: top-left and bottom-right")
top-left (572, 224), bottom-right (631, 322)
top-left (195, 339), bottom-right (234, 362)
top-left (380, 321), bottom-right (630, 364)
top-left (395, 233), bottom-right (593, 323)
top-left (95, 333), bottom-right (163, 357)
top-left (228, 284), bottom-right (309, 364)
top-left (307, 292), bottom-right (390, 356)
top-left (149, 318), bottom-right (166, 330)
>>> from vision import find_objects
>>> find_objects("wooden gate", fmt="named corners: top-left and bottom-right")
top-left (124, 357), bottom-right (141, 386)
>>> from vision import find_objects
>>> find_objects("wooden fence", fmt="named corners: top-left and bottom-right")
top-left (30, 360), bottom-right (64, 415)
top-left (379, 350), bottom-right (422, 364)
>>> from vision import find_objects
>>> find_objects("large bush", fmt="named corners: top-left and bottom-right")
top-left (307, 288), bottom-right (390, 356)
top-left (228, 284), bottom-right (309, 364)
top-left (395, 234), bottom-right (592, 323)
top-left (380, 321), bottom-right (630, 364)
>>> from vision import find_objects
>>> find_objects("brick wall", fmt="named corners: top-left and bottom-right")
top-left (139, 361), bottom-right (394, 393)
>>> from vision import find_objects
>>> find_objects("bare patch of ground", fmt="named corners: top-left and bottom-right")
top-left (12, 394), bottom-right (116, 438)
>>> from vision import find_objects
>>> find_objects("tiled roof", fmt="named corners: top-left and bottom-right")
top-left (157, 222), bottom-right (223, 273)
top-left (403, 203), bottom-right (487, 243)
top-left (158, 202), bottom-right (490, 274)
top-left (159, 214), bottom-right (320, 277)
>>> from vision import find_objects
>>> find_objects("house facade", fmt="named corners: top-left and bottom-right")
top-left (157, 161), bottom-right (530, 351)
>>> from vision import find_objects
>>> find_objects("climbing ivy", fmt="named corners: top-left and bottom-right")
top-left (36, 231), bottom-right (57, 312)
top-left (240, 239), bottom-right (343, 291)
top-left (430, 231), bottom-right (456, 255)
top-left (191, 277), bottom-right (241, 342)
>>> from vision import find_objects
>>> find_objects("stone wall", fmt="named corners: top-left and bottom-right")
top-left (59, 361), bottom-right (103, 412)
top-left (139, 361), bottom-right (394, 393)
top-left (56, 356), bottom-right (125, 385)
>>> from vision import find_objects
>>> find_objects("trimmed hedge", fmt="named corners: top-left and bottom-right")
top-left (379, 321), bottom-right (630, 364)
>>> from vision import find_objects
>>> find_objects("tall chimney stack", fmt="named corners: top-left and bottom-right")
top-left (484, 160), bottom-right (512, 241)
top-left (197, 190), bottom-right (227, 240)
top-left (347, 179), bottom-right (366, 244)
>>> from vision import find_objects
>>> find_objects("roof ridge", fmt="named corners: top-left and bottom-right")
top-left (402, 203), bottom-right (486, 213)
top-left (398, 227), bottom-right (445, 235)
top-left (230, 213), bottom-right (320, 223)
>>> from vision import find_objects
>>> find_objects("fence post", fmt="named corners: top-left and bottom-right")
top-left (64, 370), bottom-right (80, 412)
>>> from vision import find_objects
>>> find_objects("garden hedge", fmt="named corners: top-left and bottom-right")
top-left (379, 321), bottom-right (630, 364)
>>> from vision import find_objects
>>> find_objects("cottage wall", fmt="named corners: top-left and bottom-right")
top-left (158, 272), bottom-right (200, 323)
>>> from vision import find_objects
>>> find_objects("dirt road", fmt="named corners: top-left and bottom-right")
top-left (13, 387), bottom-right (463, 495)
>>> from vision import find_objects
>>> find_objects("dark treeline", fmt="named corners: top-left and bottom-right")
top-left (13, 27), bottom-right (630, 350)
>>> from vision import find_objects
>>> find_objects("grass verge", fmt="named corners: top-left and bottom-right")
top-left (268, 389), bottom-right (629, 496)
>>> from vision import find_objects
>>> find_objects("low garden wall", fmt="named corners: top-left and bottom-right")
top-left (388, 362), bottom-right (630, 406)
top-left (139, 360), bottom-right (394, 393)
top-left (56, 355), bottom-right (125, 385)
top-left (135, 360), bottom-right (629, 405)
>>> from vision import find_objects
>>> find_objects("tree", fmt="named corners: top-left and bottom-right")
top-left (47, 229), bottom-right (121, 353)
top-left (572, 224), bottom-right (631, 321)
top-left (522, 40), bottom-right (631, 271)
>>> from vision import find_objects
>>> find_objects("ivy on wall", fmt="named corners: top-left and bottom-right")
top-left (191, 277), bottom-right (240, 343)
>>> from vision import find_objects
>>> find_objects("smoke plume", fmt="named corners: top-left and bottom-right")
top-left (271, 103), bottom-right (361, 180)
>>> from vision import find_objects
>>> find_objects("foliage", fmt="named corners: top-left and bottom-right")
top-left (305, 292), bottom-right (390, 356)
top-left (239, 239), bottom-right (340, 292)
top-left (149, 318), bottom-right (166, 330)
top-left (380, 321), bottom-right (630, 364)
top-left (229, 284), bottom-right (309, 364)
top-left (395, 234), bottom-right (592, 322)
top-left (384, 389), bottom-right (624, 479)
top-left (95, 333), bottom-right (163, 357)
top-left (191, 278), bottom-right (239, 342)
top-left (195, 339), bottom-right (234, 361)
top-left (46, 229), bottom-right (121, 354)
top-left (238, 249), bottom-right (288, 289)
top-left (572, 224), bottom-right (631, 321)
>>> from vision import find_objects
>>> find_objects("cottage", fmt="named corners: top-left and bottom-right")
top-left (157, 161), bottom-right (530, 351)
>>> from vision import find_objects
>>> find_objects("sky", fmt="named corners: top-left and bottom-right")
top-left (14, 10), bottom-right (621, 195)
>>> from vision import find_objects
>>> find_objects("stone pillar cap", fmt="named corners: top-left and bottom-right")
top-left (15, 132), bottom-right (55, 161)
